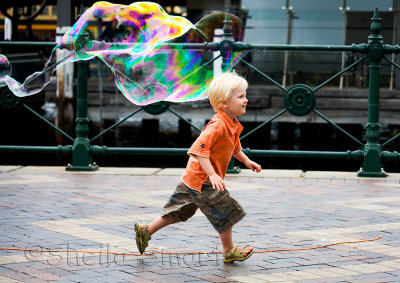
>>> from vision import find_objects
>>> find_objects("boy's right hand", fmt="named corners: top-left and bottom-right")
top-left (196, 155), bottom-right (225, 191)
top-left (209, 173), bottom-right (225, 191)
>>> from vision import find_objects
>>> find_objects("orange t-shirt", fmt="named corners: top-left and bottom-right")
top-left (181, 110), bottom-right (243, 191)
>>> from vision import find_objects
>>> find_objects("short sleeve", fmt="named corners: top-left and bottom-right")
top-left (188, 122), bottom-right (220, 158)
top-left (234, 137), bottom-right (242, 152)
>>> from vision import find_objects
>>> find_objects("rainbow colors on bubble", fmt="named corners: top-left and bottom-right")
top-left (0, 1), bottom-right (245, 105)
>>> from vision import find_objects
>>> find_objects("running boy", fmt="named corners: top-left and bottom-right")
top-left (135, 71), bottom-right (261, 263)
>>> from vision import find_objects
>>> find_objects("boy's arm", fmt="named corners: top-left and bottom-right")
top-left (196, 156), bottom-right (226, 191)
top-left (233, 150), bottom-right (262, 173)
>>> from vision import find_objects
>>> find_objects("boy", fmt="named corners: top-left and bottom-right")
top-left (135, 71), bottom-right (261, 263)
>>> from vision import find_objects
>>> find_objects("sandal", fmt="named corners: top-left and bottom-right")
top-left (134, 222), bottom-right (151, 254)
top-left (223, 245), bottom-right (254, 263)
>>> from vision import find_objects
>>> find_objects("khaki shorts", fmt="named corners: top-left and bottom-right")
top-left (161, 181), bottom-right (246, 233)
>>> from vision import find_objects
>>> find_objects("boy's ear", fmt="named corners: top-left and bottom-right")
top-left (219, 100), bottom-right (228, 109)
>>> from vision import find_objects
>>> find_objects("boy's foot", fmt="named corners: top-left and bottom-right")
top-left (134, 222), bottom-right (151, 254)
top-left (223, 245), bottom-right (254, 263)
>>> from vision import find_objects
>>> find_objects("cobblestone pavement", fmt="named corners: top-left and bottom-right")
top-left (1, 166), bottom-right (400, 282)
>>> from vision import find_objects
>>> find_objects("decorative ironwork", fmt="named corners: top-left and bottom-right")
top-left (0, 87), bottom-right (22, 112)
top-left (0, 8), bottom-right (399, 177)
top-left (143, 101), bottom-right (170, 115)
top-left (284, 84), bottom-right (315, 116)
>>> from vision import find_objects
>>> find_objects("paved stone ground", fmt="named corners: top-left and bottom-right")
top-left (1, 166), bottom-right (400, 282)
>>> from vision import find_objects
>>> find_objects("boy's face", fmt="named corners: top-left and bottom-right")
top-left (220, 84), bottom-right (248, 119)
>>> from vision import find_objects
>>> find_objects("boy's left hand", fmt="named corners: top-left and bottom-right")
top-left (245, 160), bottom-right (262, 173)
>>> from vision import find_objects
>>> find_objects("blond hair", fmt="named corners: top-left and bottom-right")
top-left (208, 71), bottom-right (248, 112)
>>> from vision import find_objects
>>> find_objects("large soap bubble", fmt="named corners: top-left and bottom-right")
top-left (0, 1), bottom-right (245, 105)
top-left (0, 54), bottom-right (11, 80)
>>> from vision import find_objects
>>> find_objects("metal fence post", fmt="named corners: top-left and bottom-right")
top-left (220, 13), bottom-right (241, 173)
top-left (66, 58), bottom-right (98, 171)
top-left (358, 8), bottom-right (386, 177)
top-left (220, 12), bottom-right (234, 72)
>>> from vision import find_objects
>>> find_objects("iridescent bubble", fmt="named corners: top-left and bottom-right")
top-left (0, 55), bottom-right (11, 85)
top-left (192, 12), bottom-right (244, 42)
top-left (0, 1), bottom-right (245, 105)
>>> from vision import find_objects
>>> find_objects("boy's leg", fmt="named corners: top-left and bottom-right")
top-left (135, 182), bottom-right (197, 254)
top-left (219, 227), bottom-right (252, 255)
top-left (160, 182), bottom-right (198, 225)
top-left (143, 182), bottom-right (198, 235)
top-left (146, 215), bottom-right (173, 235)
top-left (187, 182), bottom-right (253, 261)
top-left (187, 182), bottom-right (245, 234)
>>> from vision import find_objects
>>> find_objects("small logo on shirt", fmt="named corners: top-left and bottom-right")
top-left (200, 144), bottom-right (205, 148)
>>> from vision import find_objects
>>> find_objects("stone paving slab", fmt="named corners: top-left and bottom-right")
top-left (1, 166), bottom-right (400, 282)
top-left (0, 166), bottom-right (23, 173)
top-left (13, 166), bottom-right (162, 176)
top-left (156, 168), bottom-right (304, 178)
top-left (303, 170), bottom-right (400, 180)
top-left (227, 169), bottom-right (303, 178)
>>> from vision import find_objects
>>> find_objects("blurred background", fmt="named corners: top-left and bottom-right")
top-left (0, 0), bottom-right (399, 172)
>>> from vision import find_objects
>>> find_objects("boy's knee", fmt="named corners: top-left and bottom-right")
top-left (163, 203), bottom-right (198, 223)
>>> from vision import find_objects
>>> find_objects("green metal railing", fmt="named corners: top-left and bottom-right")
top-left (1, 8), bottom-right (400, 176)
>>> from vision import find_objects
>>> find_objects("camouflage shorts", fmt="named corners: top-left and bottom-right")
top-left (161, 181), bottom-right (246, 234)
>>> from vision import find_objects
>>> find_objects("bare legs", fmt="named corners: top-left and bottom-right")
top-left (146, 215), bottom-right (173, 235)
top-left (145, 216), bottom-right (252, 256)
top-left (219, 227), bottom-right (253, 255)
top-left (219, 227), bottom-right (234, 252)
